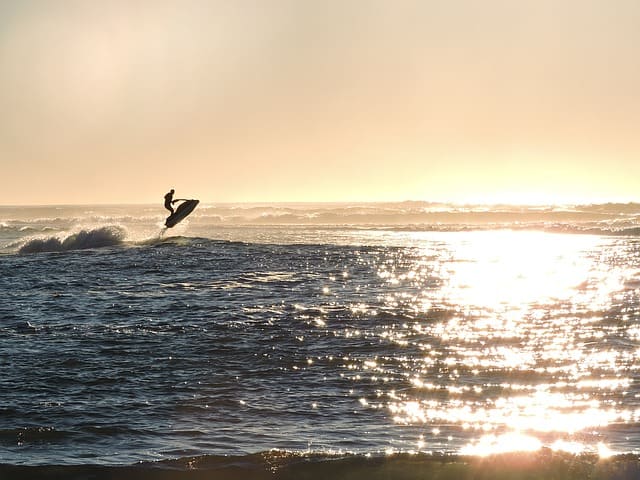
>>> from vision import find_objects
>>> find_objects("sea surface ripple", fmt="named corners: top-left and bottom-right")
top-left (1, 204), bottom-right (640, 470)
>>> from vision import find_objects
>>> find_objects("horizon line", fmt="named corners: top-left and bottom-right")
top-left (2, 199), bottom-right (640, 209)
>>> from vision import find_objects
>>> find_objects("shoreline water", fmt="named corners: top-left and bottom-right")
top-left (3, 450), bottom-right (640, 479)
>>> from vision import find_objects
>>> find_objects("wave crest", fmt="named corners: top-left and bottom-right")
top-left (18, 226), bottom-right (126, 254)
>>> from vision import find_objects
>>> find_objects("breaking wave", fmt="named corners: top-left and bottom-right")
top-left (18, 226), bottom-right (126, 254)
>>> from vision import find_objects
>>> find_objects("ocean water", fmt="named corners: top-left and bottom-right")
top-left (2, 202), bottom-right (640, 478)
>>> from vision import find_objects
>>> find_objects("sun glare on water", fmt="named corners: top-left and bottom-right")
top-left (363, 230), bottom-right (638, 456)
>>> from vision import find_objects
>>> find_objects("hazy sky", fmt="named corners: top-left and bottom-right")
top-left (2, 0), bottom-right (639, 205)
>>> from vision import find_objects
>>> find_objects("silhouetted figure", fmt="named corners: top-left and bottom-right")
top-left (164, 189), bottom-right (175, 215)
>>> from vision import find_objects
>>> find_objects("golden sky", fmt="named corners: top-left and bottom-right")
top-left (1, 1), bottom-right (639, 205)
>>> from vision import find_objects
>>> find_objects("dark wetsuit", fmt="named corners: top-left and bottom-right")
top-left (164, 191), bottom-right (174, 214)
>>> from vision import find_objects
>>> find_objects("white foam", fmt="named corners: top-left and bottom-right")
top-left (18, 226), bottom-right (127, 254)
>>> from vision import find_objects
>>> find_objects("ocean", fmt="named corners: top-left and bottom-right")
top-left (1, 202), bottom-right (640, 479)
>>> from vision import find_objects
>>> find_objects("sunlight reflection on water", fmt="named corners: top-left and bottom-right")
top-left (363, 231), bottom-right (640, 456)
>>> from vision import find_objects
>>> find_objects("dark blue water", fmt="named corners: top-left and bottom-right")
top-left (3, 237), bottom-right (426, 464)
